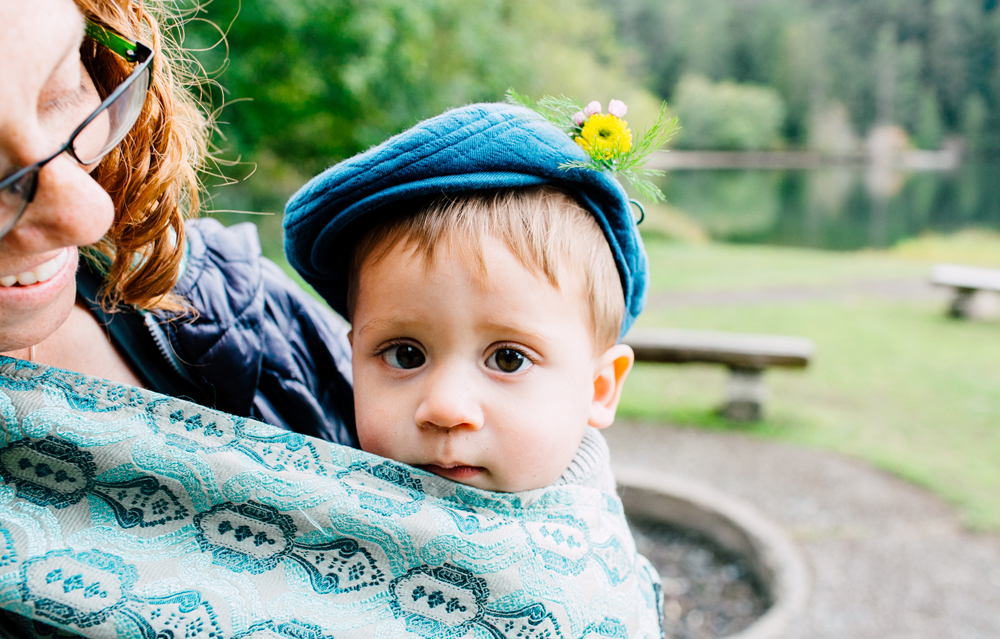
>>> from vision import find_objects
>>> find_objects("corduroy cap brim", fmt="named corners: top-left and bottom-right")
top-left (283, 102), bottom-right (648, 339)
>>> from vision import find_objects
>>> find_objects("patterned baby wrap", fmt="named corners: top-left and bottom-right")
top-left (0, 358), bottom-right (662, 638)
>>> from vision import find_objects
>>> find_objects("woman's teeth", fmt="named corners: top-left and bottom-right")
top-left (0, 249), bottom-right (69, 287)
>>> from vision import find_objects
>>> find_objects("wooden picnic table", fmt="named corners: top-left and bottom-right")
top-left (623, 327), bottom-right (815, 422)
top-left (930, 263), bottom-right (1000, 319)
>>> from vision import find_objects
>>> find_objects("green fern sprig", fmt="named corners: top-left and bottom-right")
top-left (617, 104), bottom-right (678, 174)
top-left (505, 90), bottom-right (583, 134)
top-left (504, 88), bottom-right (535, 111)
top-left (506, 89), bottom-right (679, 204)
top-left (534, 95), bottom-right (584, 132)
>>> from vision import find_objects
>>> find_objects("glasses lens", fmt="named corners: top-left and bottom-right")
top-left (0, 171), bottom-right (36, 237)
top-left (72, 64), bottom-right (150, 165)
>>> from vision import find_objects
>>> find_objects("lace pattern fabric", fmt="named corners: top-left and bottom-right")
top-left (0, 357), bottom-right (661, 638)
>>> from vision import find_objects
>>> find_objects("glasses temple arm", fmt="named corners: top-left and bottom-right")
top-left (85, 20), bottom-right (147, 64)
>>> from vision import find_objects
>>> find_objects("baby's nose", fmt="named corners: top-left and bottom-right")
top-left (414, 366), bottom-right (484, 431)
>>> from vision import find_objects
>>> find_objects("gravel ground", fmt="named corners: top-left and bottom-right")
top-left (607, 422), bottom-right (1000, 639)
top-left (630, 518), bottom-right (769, 638)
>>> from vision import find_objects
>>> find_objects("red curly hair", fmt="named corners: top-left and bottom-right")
top-left (74, 0), bottom-right (209, 312)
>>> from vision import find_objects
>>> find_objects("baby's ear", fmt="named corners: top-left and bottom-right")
top-left (588, 343), bottom-right (634, 430)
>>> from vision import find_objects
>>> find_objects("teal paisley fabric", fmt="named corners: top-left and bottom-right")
top-left (0, 357), bottom-right (662, 638)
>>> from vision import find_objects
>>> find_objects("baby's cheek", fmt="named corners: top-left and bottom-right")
top-left (357, 429), bottom-right (392, 458)
top-left (356, 414), bottom-right (406, 459)
top-left (509, 421), bottom-right (582, 487)
top-left (354, 390), bottom-right (404, 456)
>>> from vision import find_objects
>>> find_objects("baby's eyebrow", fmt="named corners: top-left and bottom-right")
top-left (480, 321), bottom-right (552, 346)
top-left (354, 316), bottom-right (414, 337)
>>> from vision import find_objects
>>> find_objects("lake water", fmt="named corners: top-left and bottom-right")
top-left (657, 161), bottom-right (1000, 250)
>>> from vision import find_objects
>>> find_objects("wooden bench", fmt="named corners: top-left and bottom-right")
top-left (929, 263), bottom-right (1000, 319)
top-left (622, 327), bottom-right (815, 422)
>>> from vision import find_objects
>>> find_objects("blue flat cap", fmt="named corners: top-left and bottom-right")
top-left (284, 102), bottom-right (648, 339)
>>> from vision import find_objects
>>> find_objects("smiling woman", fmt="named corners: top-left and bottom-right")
top-left (0, 16), bottom-right (154, 358)
top-left (0, 0), bottom-right (356, 441)
top-left (0, 3), bottom-right (116, 360)
top-left (0, 0), bottom-right (361, 633)
top-left (0, 0), bottom-right (200, 391)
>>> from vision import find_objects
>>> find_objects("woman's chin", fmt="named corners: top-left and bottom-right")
top-left (0, 247), bottom-right (79, 352)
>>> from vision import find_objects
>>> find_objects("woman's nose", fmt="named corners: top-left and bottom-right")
top-left (414, 364), bottom-right (485, 431)
top-left (3, 154), bottom-right (114, 250)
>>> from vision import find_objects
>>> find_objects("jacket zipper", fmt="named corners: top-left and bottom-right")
top-left (143, 313), bottom-right (198, 385)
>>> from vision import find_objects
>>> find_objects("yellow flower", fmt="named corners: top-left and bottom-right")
top-left (575, 113), bottom-right (632, 160)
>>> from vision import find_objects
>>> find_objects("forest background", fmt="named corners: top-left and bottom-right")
top-left (182, 0), bottom-right (1000, 220)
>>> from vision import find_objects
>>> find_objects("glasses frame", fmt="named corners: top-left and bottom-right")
top-left (0, 20), bottom-right (154, 239)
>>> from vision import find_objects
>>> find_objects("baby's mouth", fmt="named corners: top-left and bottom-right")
top-left (417, 463), bottom-right (485, 481)
top-left (0, 249), bottom-right (69, 287)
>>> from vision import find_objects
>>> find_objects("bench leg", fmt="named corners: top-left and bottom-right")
top-left (721, 366), bottom-right (767, 421)
top-left (949, 287), bottom-right (976, 319)
top-left (948, 287), bottom-right (1000, 320)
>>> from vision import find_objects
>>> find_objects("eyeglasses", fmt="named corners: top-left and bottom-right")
top-left (0, 21), bottom-right (153, 240)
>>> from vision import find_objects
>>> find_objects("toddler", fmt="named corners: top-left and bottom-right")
top-left (285, 102), bottom-right (649, 495)
top-left (347, 185), bottom-right (632, 493)
top-left (285, 101), bottom-right (662, 636)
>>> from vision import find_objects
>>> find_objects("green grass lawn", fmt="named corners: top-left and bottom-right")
top-left (620, 235), bottom-right (1000, 531)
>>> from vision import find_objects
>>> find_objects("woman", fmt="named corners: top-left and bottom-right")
top-left (0, 0), bottom-right (356, 446)
top-left (0, 2), bottom-right (658, 637)
top-left (1, 0), bottom-right (357, 630)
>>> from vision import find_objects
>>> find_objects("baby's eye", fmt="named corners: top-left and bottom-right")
top-left (382, 344), bottom-right (426, 369)
top-left (486, 348), bottom-right (532, 374)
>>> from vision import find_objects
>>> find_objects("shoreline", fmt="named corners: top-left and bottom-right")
top-left (648, 148), bottom-right (962, 171)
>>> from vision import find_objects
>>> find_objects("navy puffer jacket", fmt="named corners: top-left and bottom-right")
top-left (78, 218), bottom-right (357, 447)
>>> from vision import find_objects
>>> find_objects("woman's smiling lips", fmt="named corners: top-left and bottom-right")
top-left (0, 248), bottom-right (70, 286)
top-left (0, 247), bottom-right (77, 307)
top-left (417, 463), bottom-right (485, 481)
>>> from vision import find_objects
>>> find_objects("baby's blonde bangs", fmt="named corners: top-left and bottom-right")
top-left (349, 186), bottom-right (626, 350)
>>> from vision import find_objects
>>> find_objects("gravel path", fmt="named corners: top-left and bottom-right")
top-left (606, 422), bottom-right (1000, 639)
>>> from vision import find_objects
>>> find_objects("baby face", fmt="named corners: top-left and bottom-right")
top-left (350, 235), bottom-right (604, 492)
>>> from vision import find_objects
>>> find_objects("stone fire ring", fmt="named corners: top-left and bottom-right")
top-left (615, 468), bottom-right (810, 639)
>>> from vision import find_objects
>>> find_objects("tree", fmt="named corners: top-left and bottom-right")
top-left (603, 0), bottom-right (1000, 150)
top-left (179, 0), bottom-right (659, 218)
top-left (672, 75), bottom-right (786, 150)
